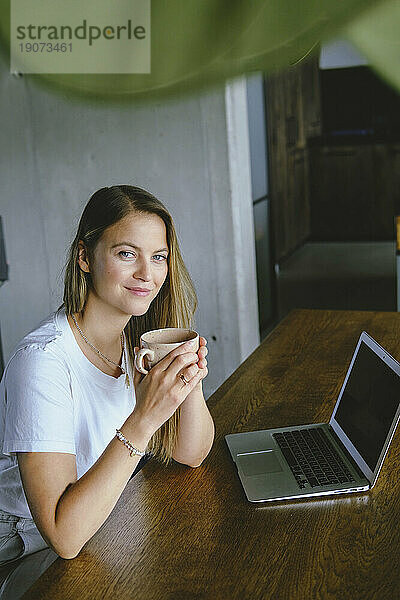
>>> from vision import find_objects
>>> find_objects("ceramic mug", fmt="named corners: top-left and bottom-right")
top-left (134, 327), bottom-right (200, 375)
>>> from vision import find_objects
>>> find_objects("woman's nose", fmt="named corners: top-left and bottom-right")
top-left (133, 260), bottom-right (152, 281)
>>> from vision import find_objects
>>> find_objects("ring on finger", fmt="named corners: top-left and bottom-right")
top-left (179, 373), bottom-right (190, 385)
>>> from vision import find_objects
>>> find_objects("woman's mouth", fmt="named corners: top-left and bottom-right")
top-left (125, 287), bottom-right (152, 297)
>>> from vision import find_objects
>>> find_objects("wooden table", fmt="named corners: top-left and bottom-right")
top-left (25, 310), bottom-right (400, 600)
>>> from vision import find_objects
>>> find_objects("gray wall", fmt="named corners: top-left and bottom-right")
top-left (0, 52), bottom-right (259, 397)
top-left (319, 39), bottom-right (368, 69)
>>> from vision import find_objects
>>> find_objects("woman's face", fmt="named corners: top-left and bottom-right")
top-left (80, 211), bottom-right (169, 317)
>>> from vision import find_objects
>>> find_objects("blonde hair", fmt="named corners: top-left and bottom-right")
top-left (62, 185), bottom-right (197, 463)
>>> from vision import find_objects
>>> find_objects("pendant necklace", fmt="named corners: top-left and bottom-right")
top-left (71, 314), bottom-right (130, 388)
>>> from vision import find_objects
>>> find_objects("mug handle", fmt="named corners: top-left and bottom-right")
top-left (134, 348), bottom-right (155, 375)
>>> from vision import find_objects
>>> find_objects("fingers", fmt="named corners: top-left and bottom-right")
top-left (155, 339), bottom-right (199, 371)
top-left (134, 344), bottom-right (200, 387)
top-left (197, 336), bottom-right (208, 370)
top-left (198, 346), bottom-right (208, 359)
top-left (197, 343), bottom-right (208, 370)
top-left (182, 362), bottom-right (200, 381)
top-left (134, 336), bottom-right (208, 386)
top-left (198, 338), bottom-right (207, 360)
top-left (179, 365), bottom-right (208, 395)
top-left (180, 366), bottom-right (208, 389)
top-left (166, 351), bottom-right (200, 380)
top-left (199, 366), bottom-right (208, 381)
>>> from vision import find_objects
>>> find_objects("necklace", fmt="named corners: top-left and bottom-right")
top-left (71, 313), bottom-right (130, 388)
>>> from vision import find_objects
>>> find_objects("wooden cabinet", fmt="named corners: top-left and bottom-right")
top-left (265, 54), bottom-right (400, 261)
top-left (266, 54), bottom-right (321, 262)
top-left (308, 142), bottom-right (400, 241)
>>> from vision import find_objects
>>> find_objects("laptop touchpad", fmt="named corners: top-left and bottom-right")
top-left (237, 450), bottom-right (283, 476)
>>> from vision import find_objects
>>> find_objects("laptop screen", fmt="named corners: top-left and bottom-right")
top-left (334, 341), bottom-right (400, 472)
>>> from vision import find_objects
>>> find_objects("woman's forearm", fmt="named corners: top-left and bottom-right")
top-left (171, 382), bottom-right (215, 467)
top-left (53, 416), bottom-right (152, 559)
top-left (55, 385), bottom-right (214, 559)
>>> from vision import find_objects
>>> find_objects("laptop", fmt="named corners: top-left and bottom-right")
top-left (225, 331), bottom-right (400, 503)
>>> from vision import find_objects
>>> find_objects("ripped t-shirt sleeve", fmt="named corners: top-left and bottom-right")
top-left (2, 345), bottom-right (75, 455)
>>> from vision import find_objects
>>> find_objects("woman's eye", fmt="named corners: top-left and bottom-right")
top-left (153, 254), bottom-right (168, 262)
top-left (119, 251), bottom-right (135, 259)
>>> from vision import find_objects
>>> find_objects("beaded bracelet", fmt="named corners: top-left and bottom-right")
top-left (115, 429), bottom-right (146, 458)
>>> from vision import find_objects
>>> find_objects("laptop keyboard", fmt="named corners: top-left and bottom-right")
top-left (272, 428), bottom-right (356, 489)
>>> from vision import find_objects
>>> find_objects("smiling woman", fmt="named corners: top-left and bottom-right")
top-left (0, 185), bottom-right (214, 597)
top-left (76, 212), bottom-right (169, 318)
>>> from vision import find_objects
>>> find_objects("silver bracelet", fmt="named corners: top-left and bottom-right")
top-left (115, 429), bottom-right (146, 458)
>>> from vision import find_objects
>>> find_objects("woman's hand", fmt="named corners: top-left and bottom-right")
top-left (175, 336), bottom-right (208, 385)
top-left (131, 338), bottom-right (208, 437)
top-left (197, 336), bottom-right (208, 371)
top-left (186, 336), bottom-right (208, 391)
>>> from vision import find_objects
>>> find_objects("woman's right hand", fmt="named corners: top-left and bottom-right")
top-left (129, 340), bottom-right (204, 437)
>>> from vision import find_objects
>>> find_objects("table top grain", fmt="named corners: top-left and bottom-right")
top-left (24, 310), bottom-right (400, 600)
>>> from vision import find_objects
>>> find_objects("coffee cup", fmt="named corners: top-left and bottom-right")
top-left (134, 327), bottom-right (200, 375)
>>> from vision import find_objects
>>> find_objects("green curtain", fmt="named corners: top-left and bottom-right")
top-left (0, 0), bottom-right (398, 102)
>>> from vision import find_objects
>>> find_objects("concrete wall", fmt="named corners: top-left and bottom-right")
top-left (319, 39), bottom-right (368, 70)
top-left (0, 51), bottom-right (259, 397)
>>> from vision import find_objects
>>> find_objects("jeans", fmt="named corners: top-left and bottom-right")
top-left (0, 508), bottom-right (58, 599)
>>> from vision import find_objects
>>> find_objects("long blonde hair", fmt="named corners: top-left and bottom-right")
top-left (62, 185), bottom-right (197, 463)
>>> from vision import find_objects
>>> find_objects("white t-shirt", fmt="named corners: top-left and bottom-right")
top-left (0, 306), bottom-right (136, 519)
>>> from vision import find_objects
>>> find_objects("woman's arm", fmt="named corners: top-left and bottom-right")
top-left (17, 420), bottom-right (151, 560)
top-left (171, 381), bottom-right (215, 467)
top-left (171, 337), bottom-right (215, 467)
top-left (17, 340), bottom-right (204, 560)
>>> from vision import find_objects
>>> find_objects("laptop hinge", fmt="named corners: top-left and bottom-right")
top-left (327, 424), bottom-right (370, 483)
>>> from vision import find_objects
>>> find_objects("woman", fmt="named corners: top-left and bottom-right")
top-left (0, 185), bottom-right (214, 596)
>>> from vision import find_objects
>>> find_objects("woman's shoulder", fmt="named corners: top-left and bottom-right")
top-left (14, 307), bottom-right (66, 353)
top-left (3, 307), bottom-right (71, 381)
